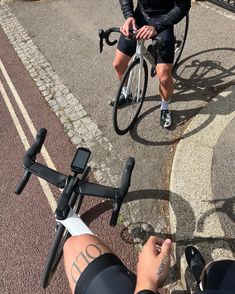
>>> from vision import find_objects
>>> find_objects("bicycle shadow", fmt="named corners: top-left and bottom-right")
top-left (197, 196), bottom-right (235, 234)
top-left (81, 189), bottom-right (235, 292)
top-left (174, 48), bottom-right (235, 89)
top-left (130, 48), bottom-right (235, 146)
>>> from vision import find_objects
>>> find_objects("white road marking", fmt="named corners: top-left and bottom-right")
top-left (0, 59), bottom-right (57, 171)
top-left (0, 63), bottom-right (57, 212)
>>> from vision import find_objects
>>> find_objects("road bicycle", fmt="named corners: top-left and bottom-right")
top-left (15, 128), bottom-right (135, 289)
top-left (98, 14), bottom-right (189, 135)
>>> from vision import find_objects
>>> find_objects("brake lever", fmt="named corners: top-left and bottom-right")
top-left (98, 29), bottom-right (104, 53)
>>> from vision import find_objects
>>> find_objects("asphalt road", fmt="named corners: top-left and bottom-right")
top-left (4, 1), bottom-right (235, 235)
top-left (212, 117), bottom-right (235, 242)
top-left (1, 0), bottom-right (234, 293)
top-left (0, 26), bottom-right (137, 294)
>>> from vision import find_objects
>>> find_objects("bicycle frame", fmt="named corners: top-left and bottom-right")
top-left (134, 39), bottom-right (155, 67)
top-left (16, 128), bottom-right (135, 288)
top-left (57, 207), bottom-right (93, 236)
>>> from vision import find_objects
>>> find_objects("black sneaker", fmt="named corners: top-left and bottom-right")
top-left (185, 246), bottom-right (206, 285)
top-left (109, 93), bottom-right (132, 107)
top-left (160, 110), bottom-right (171, 128)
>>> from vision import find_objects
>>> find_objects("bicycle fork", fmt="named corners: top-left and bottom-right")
top-left (137, 57), bottom-right (143, 102)
top-left (126, 57), bottom-right (143, 103)
top-left (126, 40), bottom-right (144, 103)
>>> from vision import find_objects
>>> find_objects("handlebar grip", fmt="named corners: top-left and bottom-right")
top-left (98, 27), bottom-right (120, 52)
top-left (23, 128), bottom-right (47, 167)
top-left (119, 157), bottom-right (135, 196)
top-left (105, 28), bottom-right (120, 46)
top-left (15, 170), bottom-right (31, 195)
top-left (109, 199), bottom-right (122, 227)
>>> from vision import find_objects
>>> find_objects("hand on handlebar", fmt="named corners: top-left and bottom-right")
top-left (136, 25), bottom-right (157, 40)
top-left (120, 17), bottom-right (137, 37)
top-left (134, 236), bottom-right (172, 294)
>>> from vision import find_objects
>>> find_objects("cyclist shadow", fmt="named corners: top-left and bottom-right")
top-left (80, 189), bottom-right (235, 292)
top-left (130, 48), bottom-right (235, 146)
top-left (123, 189), bottom-right (235, 292)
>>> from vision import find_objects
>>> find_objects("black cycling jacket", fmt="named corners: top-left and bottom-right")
top-left (119, 0), bottom-right (191, 32)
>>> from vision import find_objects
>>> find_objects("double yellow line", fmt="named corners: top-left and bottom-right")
top-left (0, 59), bottom-right (57, 211)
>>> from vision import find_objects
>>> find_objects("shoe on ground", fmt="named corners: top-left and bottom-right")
top-left (185, 246), bottom-right (206, 285)
top-left (109, 93), bottom-right (132, 107)
top-left (160, 110), bottom-right (171, 128)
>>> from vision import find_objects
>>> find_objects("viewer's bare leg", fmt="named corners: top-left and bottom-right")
top-left (63, 234), bottom-right (113, 293)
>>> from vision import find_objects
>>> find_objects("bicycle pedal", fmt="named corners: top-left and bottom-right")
top-left (151, 67), bottom-right (156, 77)
top-left (109, 99), bottom-right (115, 107)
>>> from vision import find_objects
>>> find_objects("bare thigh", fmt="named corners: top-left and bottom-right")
top-left (113, 49), bottom-right (131, 79)
top-left (63, 234), bottom-right (113, 293)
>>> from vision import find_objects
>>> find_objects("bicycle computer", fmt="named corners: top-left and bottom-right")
top-left (70, 147), bottom-right (91, 174)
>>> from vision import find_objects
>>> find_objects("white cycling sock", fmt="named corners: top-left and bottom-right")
top-left (161, 100), bottom-right (169, 111)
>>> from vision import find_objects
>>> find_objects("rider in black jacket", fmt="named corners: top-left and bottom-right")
top-left (111, 0), bottom-right (191, 128)
top-left (119, 0), bottom-right (190, 32)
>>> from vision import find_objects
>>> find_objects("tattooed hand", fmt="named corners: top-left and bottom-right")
top-left (134, 236), bottom-right (172, 294)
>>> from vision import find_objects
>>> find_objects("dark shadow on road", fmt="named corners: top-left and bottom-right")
top-left (81, 189), bottom-right (235, 248)
top-left (130, 48), bottom-right (235, 146)
top-left (124, 189), bottom-right (235, 291)
top-left (124, 189), bottom-right (235, 245)
top-left (81, 200), bottom-right (112, 225)
top-left (197, 196), bottom-right (235, 233)
top-left (80, 188), bottom-right (235, 292)
top-left (173, 48), bottom-right (235, 88)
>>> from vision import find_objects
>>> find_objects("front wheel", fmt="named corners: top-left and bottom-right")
top-left (113, 58), bottom-right (148, 135)
top-left (173, 14), bottom-right (189, 70)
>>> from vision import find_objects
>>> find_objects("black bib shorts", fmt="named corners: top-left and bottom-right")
top-left (75, 253), bottom-right (136, 294)
top-left (203, 260), bottom-right (235, 292)
top-left (117, 9), bottom-right (175, 64)
top-left (75, 255), bottom-right (235, 294)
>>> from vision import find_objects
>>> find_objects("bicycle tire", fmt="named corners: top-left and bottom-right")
top-left (41, 222), bottom-right (70, 288)
top-left (113, 58), bottom-right (148, 135)
top-left (40, 167), bottom-right (90, 289)
top-left (173, 13), bottom-right (189, 71)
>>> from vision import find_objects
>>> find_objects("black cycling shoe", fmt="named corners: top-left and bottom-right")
top-left (109, 93), bottom-right (126, 107)
top-left (109, 93), bottom-right (133, 107)
top-left (160, 110), bottom-right (171, 128)
top-left (185, 246), bottom-right (206, 285)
